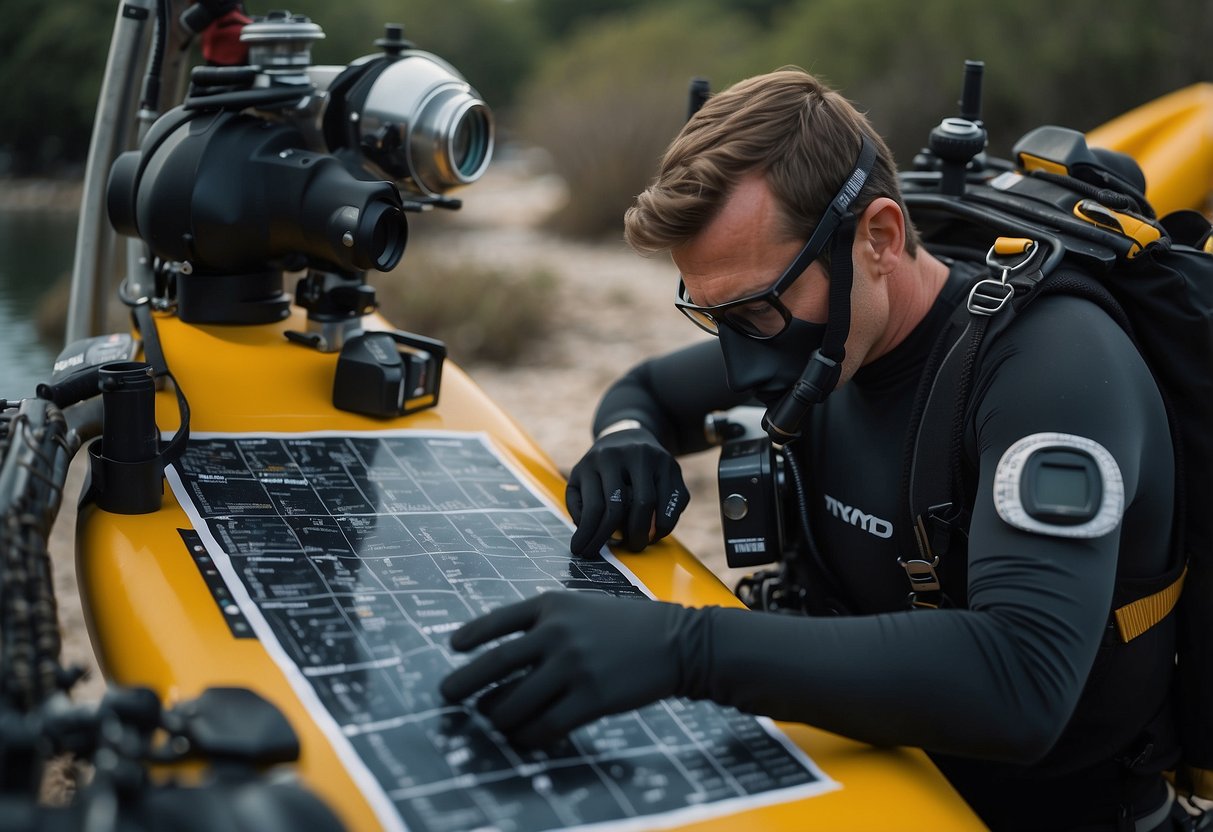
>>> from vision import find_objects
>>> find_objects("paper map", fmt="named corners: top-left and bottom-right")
top-left (165, 430), bottom-right (837, 831)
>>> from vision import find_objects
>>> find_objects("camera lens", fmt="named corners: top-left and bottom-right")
top-left (451, 105), bottom-right (490, 179)
top-left (366, 202), bottom-right (406, 271)
top-left (355, 54), bottom-right (494, 196)
top-left (359, 198), bottom-right (412, 270)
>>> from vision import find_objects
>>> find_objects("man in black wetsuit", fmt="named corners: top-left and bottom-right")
top-left (440, 68), bottom-right (1184, 830)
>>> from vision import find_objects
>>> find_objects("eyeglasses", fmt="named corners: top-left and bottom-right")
top-left (674, 134), bottom-right (877, 340)
top-left (675, 219), bottom-right (834, 339)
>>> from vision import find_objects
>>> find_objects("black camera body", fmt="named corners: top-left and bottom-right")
top-left (718, 436), bottom-right (785, 568)
top-left (102, 13), bottom-right (496, 420)
top-left (707, 408), bottom-right (787, 569)
top-left (332, 329), bottom-right (446, 418)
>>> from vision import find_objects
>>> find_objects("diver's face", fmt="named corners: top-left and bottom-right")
top-left (672, 174), bottom-right (831, 402)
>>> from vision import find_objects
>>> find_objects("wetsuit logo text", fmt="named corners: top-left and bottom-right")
top-left (824, 494), bottom-right (893, 539)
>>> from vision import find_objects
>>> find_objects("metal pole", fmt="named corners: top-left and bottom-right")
top-left (65, 0), bottom-right (155, 344)
top-left (123, 0), bottom-right (198, 306)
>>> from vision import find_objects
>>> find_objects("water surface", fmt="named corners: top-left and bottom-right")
top-left (0, 209), bottom-right (77, 399)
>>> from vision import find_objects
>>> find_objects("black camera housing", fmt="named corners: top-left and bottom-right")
top-left (106, 108), bottom-right (409, 325)
top-left (332, 330), bottom-right (446, 418)
top-left (717, 437), bottom-right (785, 568)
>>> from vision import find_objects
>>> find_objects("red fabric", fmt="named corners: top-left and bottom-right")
top-left (201, 9), bottom-right (252, 66)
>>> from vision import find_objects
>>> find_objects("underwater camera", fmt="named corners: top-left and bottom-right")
top-left (706, 408), bottom-right (786, 569)
top-left (104, 12), bottom-right (494, 416)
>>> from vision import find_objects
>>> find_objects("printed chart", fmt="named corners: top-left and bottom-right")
top-left (167, 431), bottom-right (837, 831)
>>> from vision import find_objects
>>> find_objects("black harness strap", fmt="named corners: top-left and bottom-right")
top-left (819, 215), bottom-right (857, 367)
top-left (900, 239), bottom-right (1053, 607)
top-left (897, 300), bottom-right (974, 606)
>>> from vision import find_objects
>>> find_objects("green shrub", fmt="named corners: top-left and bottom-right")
top-left (374, 248), bottom-right (558, 367)
top-left (758, 0), bottom-right (1213, 165)
top-left (516, 3), bottom-right (762, 239)
top-left (509, 0), bottom-right (1209, 239)
top-left (0, 1), bottom-right (111, 174)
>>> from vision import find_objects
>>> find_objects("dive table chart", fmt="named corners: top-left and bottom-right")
top-left (166, 431), bottom-right (837, 832)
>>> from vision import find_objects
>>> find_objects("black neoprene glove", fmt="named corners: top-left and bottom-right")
top-left (565, 427), bottom-right (689, 556)
top-left (439, 592), bottom-right (706, 747)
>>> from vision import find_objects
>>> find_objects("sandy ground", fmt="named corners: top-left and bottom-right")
top-left (45, 157), bottom-right (749, 707)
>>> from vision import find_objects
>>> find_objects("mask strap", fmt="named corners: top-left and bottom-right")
top-left (763, 134), bottom-right (877, 444)
top-left (820, 214), bottom-right (857, 365)
top-left (764, 214), bottom-right (858, 444)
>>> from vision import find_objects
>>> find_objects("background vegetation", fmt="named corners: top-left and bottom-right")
top-left (375, 247), bottom-right (557, 366)
top-left (1, 0), bottom-right (1209, 238)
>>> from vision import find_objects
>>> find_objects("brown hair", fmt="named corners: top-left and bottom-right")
top-left (624, 67), bottom-right (918, 259)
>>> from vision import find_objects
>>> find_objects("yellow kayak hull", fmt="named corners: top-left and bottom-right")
top-left (77, 83), bottom-right (1213, 829)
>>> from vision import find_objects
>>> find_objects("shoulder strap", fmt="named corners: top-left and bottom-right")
top-left (899, 238), bottom-right (1055, 607)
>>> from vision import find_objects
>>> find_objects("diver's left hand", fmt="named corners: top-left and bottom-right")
top-left (439, 591), bottom-right (699, 746)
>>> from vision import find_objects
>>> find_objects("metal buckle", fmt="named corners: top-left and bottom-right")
top-left (968, 238), bottom-right (1042, 316)
top-left (966, 279), bottom-right (1014, 316)
top-left (898, 556), bottom-right (942, 594)
top-left (985, 238), bottom-right (1039, 278)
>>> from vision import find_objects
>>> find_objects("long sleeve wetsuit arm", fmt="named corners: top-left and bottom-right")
top-left (592, 340), bottom-right (751, 455)
top-left (675, 297), bottom-right (1173, 763)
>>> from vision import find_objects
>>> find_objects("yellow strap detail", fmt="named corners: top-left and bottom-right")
top-left (1110, 212), bottom-right (1162, 257)
top-left (1204, 236), bottom-right (1213, 255)
top-left (993, 237), bottom-right (1034, 255)
top-left (1187, 765), bottom-right (1213, 802)
top-left (1113, 567), bottom-right (1186, 642)
top-left (1018, 152), bottom-right (1069, 176)
top-left (1072, 199), bottom-right (1163, 259)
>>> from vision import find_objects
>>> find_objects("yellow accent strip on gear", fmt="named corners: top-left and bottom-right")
top-left (1018, 152), bottom-right (1069, 176)
top-left (1114, 566), bottom-right (1186, 642)
top-left (993, 237), bottom-right (1035, 255)
top-left (1187, 765), bottom-right (1213, 802)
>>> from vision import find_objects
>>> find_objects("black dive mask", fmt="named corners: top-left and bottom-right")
top-left (718, 317), bottom-right (829, 408)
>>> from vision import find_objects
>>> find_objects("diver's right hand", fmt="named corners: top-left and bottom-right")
top-left (565, 426), bottom-right (689, 557)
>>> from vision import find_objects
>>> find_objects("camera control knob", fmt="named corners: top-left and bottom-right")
top-left (722, 493), bottom-right (750, 521)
